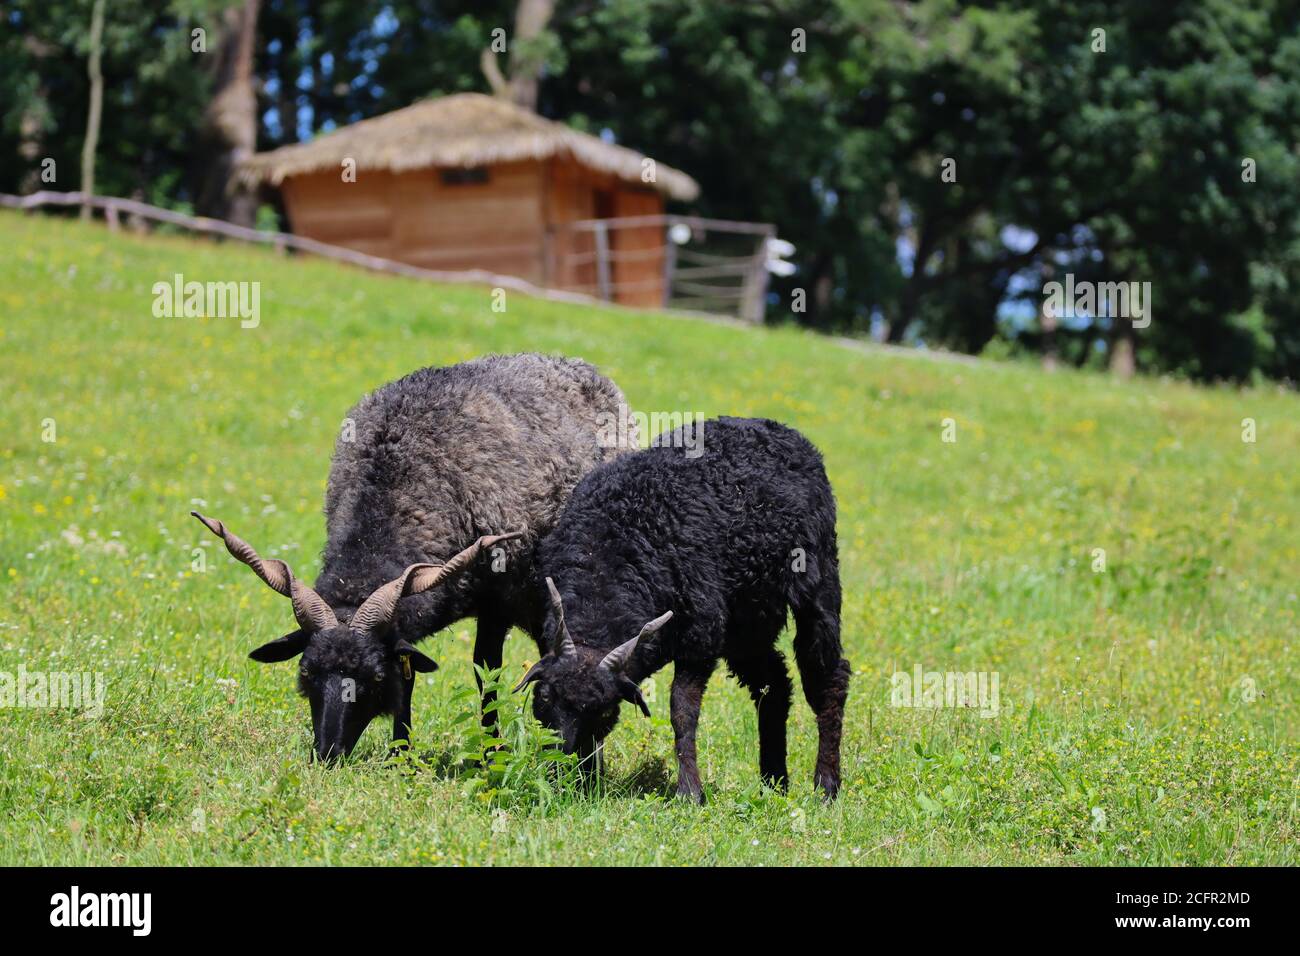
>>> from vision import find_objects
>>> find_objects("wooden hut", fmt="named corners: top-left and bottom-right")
top-left (239, 93), bottom-right (699, 307)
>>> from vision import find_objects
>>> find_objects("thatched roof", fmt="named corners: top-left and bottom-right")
top-left (240, 92), bottom-right (700, 201)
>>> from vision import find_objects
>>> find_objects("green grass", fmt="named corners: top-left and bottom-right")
top-left (1, 209), bottom-right (1296, 866)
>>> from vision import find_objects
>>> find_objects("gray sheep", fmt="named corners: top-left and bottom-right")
top-left (195, 353), bottom-right (638, 760)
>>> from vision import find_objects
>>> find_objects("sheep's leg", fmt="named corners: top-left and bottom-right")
top-left (670, 661), bottom-right (716, 804)
top-left (390, 671), bottom-right (415, 754)
top-left (793, 598), bottom-right (849, 801)
top-left (730, 648), bottom-right (792, 791)
top-left (473, 609), bottom-right (511, 733)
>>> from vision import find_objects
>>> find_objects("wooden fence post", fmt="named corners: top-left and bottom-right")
top-left (662, 221), bottom-right (678, 308)
top-left (593, 220), bottom-right (612, 302)
top-left (739, 228), bottom-right (774, 323)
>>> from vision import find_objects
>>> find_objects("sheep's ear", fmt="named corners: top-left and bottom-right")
top-left (512, 659), bottom-right (547, 693)
top-left (394, 639), bottom-right (438, 674)
top-left (249, 628), bottom-right (311, 663)
top-left (618, 678), bottom-right (651, 718)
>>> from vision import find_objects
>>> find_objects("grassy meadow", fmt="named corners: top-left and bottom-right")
top-left (0, 209), bottom-right (1296, 865)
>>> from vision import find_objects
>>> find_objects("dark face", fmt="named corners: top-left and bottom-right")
top-left (515, 578), bottom-right (668, 763)
top-left (192, 510), bottom-right (504, 764)
top-left (250, 624), bottom-right (436, 762)
top-left (528, 650), bottom-right (630, 761)
top-left (297, 627), bottom-right (399, 761)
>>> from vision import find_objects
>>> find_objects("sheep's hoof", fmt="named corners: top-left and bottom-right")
top-left (814, 771), bottom-right (840, 802)
top-left (676, 779), bottom-right (705, 805)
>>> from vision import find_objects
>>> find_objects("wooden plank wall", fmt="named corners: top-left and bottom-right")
top-left (280, 157), bottom-right (665, 302)
top-left (610, 188), bottom-right (665, 307)
top-left (544, 158), bottom-right (598, 293)
top-left (281, 160), bottom-right (547, 283)
top-left (281, 169), bottom-right (397, 260)
top-left (543, 160), bottom-right (666, 306)
top-left (393, 160), bottom-right (544, 281)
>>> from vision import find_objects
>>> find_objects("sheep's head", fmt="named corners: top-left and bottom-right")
top-left (513, 577), bottom-right (671, 762)
top-left (193, 511), bottom-right (518, 761)
top-left (283, 622), bottom-right (434, 762)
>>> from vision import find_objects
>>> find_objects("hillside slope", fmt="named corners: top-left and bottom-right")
top-left (1, 210), bottom-right (1296, 865)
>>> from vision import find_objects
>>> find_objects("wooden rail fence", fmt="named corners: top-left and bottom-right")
top-left (0, 190), bottom-right (604, 309)
top-left (1, 191), bottom-right (779, 323)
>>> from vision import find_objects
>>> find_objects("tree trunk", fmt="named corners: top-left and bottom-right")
top-left (80, 0), bottom-right (106, 219)
top-left (19, 37), bottom-right (55, 194)
top-left (482, 0), bottom-right (556, 111)
top-left (806, 251), bottom-right (834, 330)
top-left (888, 273), bottom-right (922, 343)
top-left (1039, 260), bottom-right (1058, 371)
top-left (196, 0), bottom-right (262, 226)
top-left (508, 0), bottom-right (556, 110)
top-left (1109, 318), bottom-right (1136, 379)
top-left (889, 223), bottom-right (934, 343)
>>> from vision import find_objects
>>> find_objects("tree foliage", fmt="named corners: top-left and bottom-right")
top-left (3, 0), bottom-right (1297, 381)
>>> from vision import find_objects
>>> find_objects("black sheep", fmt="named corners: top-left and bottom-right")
top-left (194, 353), bottom-right (638, 760)
top-left (516, 417), bottom-right (850, 801)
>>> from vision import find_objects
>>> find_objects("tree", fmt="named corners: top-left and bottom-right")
top-left (4, 0), bottom-right (1298, 382)
top-left (481, 0), bottom-right (557, 111)
top-left (195, 0), bottom-right (262, 226)
top-left (79, 0), bottom-right (105, 218)
top-left (1, 1), bottom-right (212, 206)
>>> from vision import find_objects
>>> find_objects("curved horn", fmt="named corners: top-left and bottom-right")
top-left (545, 577), bottom-right (576, 657)
top-left (192, 511), bottom-right (338, 632)
top-left (599, 611), bottom-right (672, 673)
top-left (351, 531), bottom-right (523, 637)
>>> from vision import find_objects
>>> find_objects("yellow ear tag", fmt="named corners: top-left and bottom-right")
top-left (401, 655), bottom-right (413, 680)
